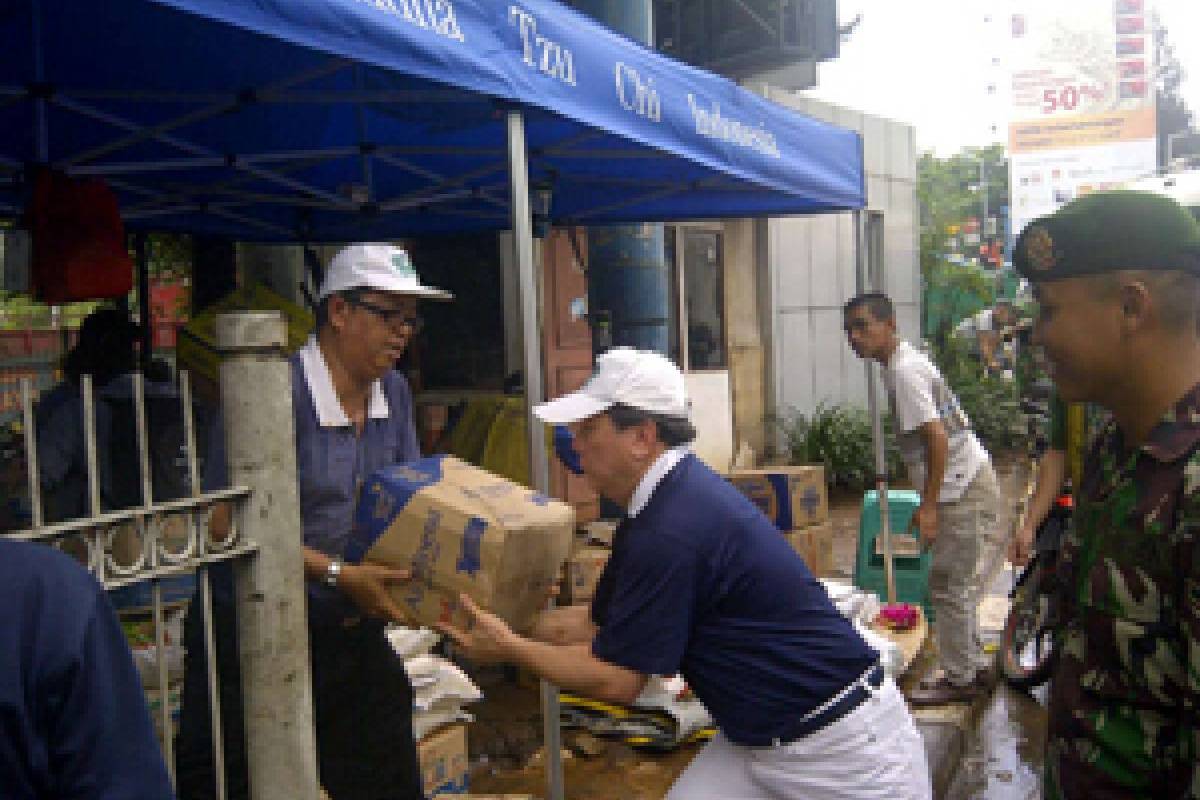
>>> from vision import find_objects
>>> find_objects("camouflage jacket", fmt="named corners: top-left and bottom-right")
top-left (1046, 382), bottom-right (1200, 799)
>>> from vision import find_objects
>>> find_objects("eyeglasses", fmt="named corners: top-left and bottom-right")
top-left (347, 296), bottom-right (423, 330)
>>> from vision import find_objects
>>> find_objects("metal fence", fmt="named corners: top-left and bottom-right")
top-left (3, 311), bottom-right (321, 799)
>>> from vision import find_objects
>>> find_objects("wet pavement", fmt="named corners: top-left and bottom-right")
top-left (944, 683), bottom-right (1046, 800)
top-left (932, 560), bottom-right (1049, 800)
top-left (909, 451), bottom-right (1050, 798)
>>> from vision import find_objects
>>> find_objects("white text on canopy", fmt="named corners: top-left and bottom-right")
top-left (687, 95), bottom-right (780, 158)
top-left (510, 6), bottom-right (577, 87)
top-left (615, 63), bottom-right (660, 122)
top-left (356, 0), bottom-right (465, 43)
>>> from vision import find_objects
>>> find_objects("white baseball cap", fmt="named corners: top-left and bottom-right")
top-left (318, 243), bottom-right (453, 301)
top-left (534, 347), bottom-right (690, 425)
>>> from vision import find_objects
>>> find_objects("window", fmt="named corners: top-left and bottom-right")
top-left (666, 226), bottom-right (726, 370)
top-left (866, 211), bottom-right (885, 292)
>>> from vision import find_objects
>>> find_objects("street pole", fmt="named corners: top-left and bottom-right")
top-left (980, 159), bottom-right (989, 234)
top-left (854, 210), bottom-right (896, 604)
top-left (217, 311), bottom-right (321, 800)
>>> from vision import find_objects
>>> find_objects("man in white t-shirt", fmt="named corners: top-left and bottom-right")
top-left (844, 292), bottom-right (1006, 705)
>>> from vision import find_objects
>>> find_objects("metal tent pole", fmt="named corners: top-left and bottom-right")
top-left (506, 110), bottom-right (564, 800)
top-left (854, 210), bottom-right (895, 603)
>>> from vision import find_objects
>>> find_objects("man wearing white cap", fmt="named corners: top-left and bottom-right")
top-left (441, 348), bottom-right (931, 799)
top-left (177, 244), bottom-right (451, 800)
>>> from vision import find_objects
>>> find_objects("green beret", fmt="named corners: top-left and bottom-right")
top-left (1013, 190), bottom-right (1200, 281)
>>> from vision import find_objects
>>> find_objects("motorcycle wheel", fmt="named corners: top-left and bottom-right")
top-left (999, 559), bottom-right (1057, 690)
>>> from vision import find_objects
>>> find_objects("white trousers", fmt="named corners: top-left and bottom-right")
top-left (664, 679), bottom-right (931, 800)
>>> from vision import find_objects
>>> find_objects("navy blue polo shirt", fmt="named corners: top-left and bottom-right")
top-left (590, 454), bottom-right (877, 746)
top-left (205, 343), bottom-right (420, 613)
top-left (0, 540), bottom-right (173, 799)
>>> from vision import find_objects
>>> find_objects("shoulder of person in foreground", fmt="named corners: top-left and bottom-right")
top-left (0, 540), bottom-right (174, 798)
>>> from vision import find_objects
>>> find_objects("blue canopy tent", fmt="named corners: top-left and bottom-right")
top-left (1, 1), bottom-right (867, 797)
top-left (0, 0), bottom-right (864, 237)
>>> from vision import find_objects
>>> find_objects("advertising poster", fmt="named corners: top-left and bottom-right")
top-left (1008, 0), bottom-right (1157, 236)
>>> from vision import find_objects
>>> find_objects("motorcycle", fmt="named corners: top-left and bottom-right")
top-left (998, 397), bottom-right (1071, 690)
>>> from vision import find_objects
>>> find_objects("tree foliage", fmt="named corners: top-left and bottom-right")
top-left (1154, 16), bottom-right (1196, 167)
top-left (918, 145), bottom-right (1009, 341)
top-left (917, 144), bottom-right (1008, 277)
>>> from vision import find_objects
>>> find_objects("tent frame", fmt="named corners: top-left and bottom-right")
top-left (5, 2), bottom-right (878, 797)
top-left (0, 58), bottom-right (756, 239)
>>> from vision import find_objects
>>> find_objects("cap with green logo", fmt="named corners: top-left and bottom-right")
top-left (1014, 190), bottom-right (1200, 282)
top-left (318, 243), bottom-right (453, 301)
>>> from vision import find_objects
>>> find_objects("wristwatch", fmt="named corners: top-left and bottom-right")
top-left (323, 558), bottom-right (344, 589)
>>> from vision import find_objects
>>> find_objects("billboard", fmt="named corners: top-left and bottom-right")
top-left (1007, 0), bottom-right (1157, 237)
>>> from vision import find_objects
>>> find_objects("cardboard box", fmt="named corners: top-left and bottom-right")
top-left (418, 723), bottom-right (469, 798)
top-left (784, 521), bottom-right (834, 578)
top-left (729, 465), bottom-right (828, 530)
top-left (565, 546), bottom-right (610, 605)
top-left (349, 456), bottom-right (574, 633)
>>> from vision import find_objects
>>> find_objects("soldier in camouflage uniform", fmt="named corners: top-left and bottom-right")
top-left (1014, 190), bottom-right (1200, 799)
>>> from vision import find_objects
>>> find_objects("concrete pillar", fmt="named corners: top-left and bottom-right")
top-left (723, 218), bottom-right (768, 459)
top-left (572, 0), bottom-right (652, 41)
top-left (216, 311), bottom-right (320, 800)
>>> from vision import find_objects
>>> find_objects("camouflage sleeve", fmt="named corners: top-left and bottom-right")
top-left (1179, 454), bottom-right (1200, 797)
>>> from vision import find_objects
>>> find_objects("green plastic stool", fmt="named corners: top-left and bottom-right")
top-left (853, 489), bottom-right (934, 617)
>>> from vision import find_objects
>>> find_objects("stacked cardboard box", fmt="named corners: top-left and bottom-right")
top-left (419, 723), bottom-right (469, 798)
top-left (784, 522), bottom-right (834, 578)
top-left (728, 465), bottom-right (834, 578)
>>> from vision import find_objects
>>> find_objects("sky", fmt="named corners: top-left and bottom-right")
top-left (805, 0), bottom-right (1200, 156)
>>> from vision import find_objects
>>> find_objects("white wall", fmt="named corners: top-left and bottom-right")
top-left (754, 92), bottom-right (919, 431)
top-left (686, 370), bottom-right (734, 473)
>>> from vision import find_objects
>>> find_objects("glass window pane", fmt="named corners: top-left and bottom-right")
top-left (683, 230), bottom-right (725, 369)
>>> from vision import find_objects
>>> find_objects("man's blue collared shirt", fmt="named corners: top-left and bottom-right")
top-left (206, 340), bottom-right (420, 611)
